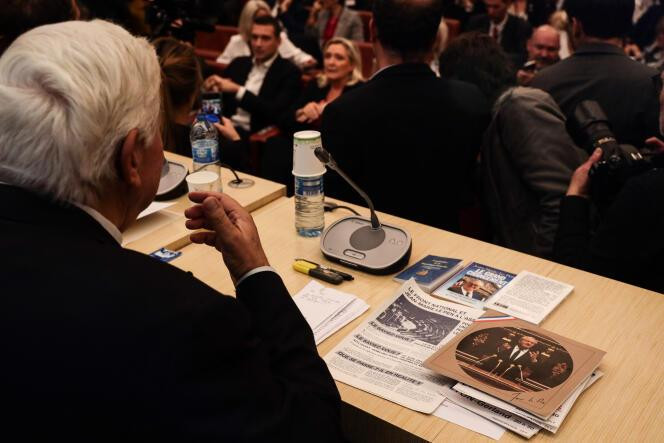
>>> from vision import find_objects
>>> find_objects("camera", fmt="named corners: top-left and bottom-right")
top-left (569, 100), bottom-right (661, 210)
top-left (146, 0), bottom-right (214, 41)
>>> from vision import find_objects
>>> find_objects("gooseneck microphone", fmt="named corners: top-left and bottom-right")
top-left (314, 147), bottom-right (380, 229)
top-left (314, 146), bottom-right (412, 274)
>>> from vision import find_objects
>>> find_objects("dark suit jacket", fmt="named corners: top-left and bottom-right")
top-left (554, 169), bottom-right (664, 294)
top-left (448, 285), bottom-right (483, 300)
top-left (531, 43), bottom-right (661, 150)
top-left (321, 63), bottom-right (490, 232)
top-left (0, 185), bottom-right (342, 441)
top-left (465, 14), bottom-right (532, 62)
top-left (222, 55), bottom-right (301, 133)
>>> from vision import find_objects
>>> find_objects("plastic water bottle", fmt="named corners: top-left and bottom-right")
top-left (190, 113), bottom-right (222, 192)
top-left (294, 174), bottom-right (324, 237)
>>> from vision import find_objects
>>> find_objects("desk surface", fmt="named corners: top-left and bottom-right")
top-left (123, 151), bottom-right (285, 254)
top-left (169, 197), bottom-right (664, 442)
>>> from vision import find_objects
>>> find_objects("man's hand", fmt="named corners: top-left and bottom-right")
top-left (203, 75), bottom-right (241, 94)
top-left (528, 350), bottom-right (540, 363)
top-left (214, 117), bottom-right (241, 141)
top-left (185, 192), bottom-right (269, 284)
top-left (566, 147), bottom-right (603, 198)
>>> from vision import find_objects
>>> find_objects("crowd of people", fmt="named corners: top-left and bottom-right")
top-left (1, 0), bottom-right (663, 439)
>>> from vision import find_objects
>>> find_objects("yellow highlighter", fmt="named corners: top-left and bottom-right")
top-left (293, 260), bottom-right (344, 285)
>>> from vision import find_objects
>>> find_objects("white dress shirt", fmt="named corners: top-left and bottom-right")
top-left (231, 51), bottom-right (279, 132)
top-left (217, 33), bottom-right (314, 69)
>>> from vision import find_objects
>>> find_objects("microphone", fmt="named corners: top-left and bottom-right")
top-left (314, 146), bottom-right (412, 274)
top-left (314, 147), bottom-right (380, 229)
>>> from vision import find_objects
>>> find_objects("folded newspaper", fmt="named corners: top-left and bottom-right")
top-left (324, 279), bottom-right (484, 413)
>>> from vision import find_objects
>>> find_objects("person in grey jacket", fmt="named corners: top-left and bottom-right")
top-left (307, 0), bottom-right (364, 47)
top-left (482, 87), bottom-right (587, 258)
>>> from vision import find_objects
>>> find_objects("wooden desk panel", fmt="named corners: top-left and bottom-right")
top-left (169, 197), bottom-right (664, 442)
top-left (123, 152), bottom-right (285, 254)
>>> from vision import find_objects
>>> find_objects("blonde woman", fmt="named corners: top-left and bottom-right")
top-left (294, 37), bottom-right (363, 126)
top-left (217, 0), bottom-right (316, 69)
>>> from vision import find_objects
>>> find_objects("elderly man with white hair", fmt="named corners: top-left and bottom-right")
top-left (0, 20), bottom-right (342, 441)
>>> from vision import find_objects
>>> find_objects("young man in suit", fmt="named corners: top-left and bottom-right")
top-left (531, 0), bottom-right (661, 150)
top-left (466, 0), bottom-right (532, 63)
top-left (0, 20), bottom-right (342, 441)
top-left (321, 0), bottom-right (490, 232)
top-left (204, 14), bottom-right (301, 162)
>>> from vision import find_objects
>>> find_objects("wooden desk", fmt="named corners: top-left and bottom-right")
top-left (123, 152), bottom-right (285, 254)
top-left (169, 197), bottom-right (664, 442)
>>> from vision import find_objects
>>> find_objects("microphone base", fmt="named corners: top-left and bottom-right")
top-left (320, 216), bottom-right (412, 275)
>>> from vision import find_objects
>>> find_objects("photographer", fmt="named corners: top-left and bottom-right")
top-left (554, 147), bottom-right (664, 293)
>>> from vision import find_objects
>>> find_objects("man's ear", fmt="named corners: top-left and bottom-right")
top-left (117, 128), bottom-right (143, 188)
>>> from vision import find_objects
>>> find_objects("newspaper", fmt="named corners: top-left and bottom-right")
top-left (324, 279), bottom-right (484, 413)
top-left (485, 271), bottom-right (574, 324)
top-left (449, 370), bottom-right (603, 436)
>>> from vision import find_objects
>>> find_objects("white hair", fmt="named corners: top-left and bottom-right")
top-left (0, 20), bottom-right (161, 204)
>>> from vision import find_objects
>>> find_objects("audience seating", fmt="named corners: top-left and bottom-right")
top-left (356, 10), bottom-right (372, 42)
top-left (195, 25), bottom-right (238, 53)
top-left (356, 41), bottom-right (377, 79)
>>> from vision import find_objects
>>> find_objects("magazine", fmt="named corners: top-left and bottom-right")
top-left (393, 255), bottom-right (462, 293)
top-left (432, 262), bottom-right (516, 309)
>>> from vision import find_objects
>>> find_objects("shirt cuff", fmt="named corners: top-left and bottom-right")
top-left (235, 266), bottom-right (277, 287)
top-left (236, 86), bottom-right (246, 101)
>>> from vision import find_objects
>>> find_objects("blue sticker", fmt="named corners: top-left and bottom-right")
top-left (149, 247), bottom-right (182, 262)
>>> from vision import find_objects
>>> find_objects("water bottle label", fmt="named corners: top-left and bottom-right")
top-left (191, 139), bottom-right (218, 164)
top-left (295, 177), bottom-right (323, 196)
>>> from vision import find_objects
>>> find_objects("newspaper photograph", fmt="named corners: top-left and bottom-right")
top-left (324, 279), bottom-right (484, 413)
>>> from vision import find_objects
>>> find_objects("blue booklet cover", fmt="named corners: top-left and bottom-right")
top-left (393, 255), bottom-right (462, 293)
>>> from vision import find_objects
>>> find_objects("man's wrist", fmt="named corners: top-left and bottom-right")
top-left (235, 265), bottom-right (277, 287)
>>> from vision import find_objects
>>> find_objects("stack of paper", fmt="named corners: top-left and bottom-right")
top-left (293, 280), bottom-right (369, 345)
top-left (424, 315), bottom-right (606, 439)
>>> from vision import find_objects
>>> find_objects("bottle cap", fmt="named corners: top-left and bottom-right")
top-left (292, 130), bottom-right (326, 177)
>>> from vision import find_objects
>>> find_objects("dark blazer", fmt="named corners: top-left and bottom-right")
top-left (0, 185), bottom-right (342, 441)
top-left (554, 169), bottom-right (664, 294)
top-left (531, 43), bottom-right (661, 150)
top-left (466, 14), bottom-right (532, 62)
top-left (321, 63), bottom-right (490, 232)
top-left (222, 55), bottom-right (301, 133)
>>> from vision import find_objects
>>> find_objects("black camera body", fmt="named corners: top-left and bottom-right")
top-left (569, 100), bottom-right (654, 210)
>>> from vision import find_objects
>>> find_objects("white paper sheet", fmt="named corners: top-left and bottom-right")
top-left (433, 398), bottom-right (505, 440)
top-left (485, 271), bottom-right (573, 324)
top-left (293, 281), bottom-right (359, 332)
top-left (137, 201), bottom-right (176, 219)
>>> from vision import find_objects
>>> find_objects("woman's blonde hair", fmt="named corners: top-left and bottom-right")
top-left (318, 37), bottom-right (364, 88)
top-left (238, 0), bottom-right (271, 42)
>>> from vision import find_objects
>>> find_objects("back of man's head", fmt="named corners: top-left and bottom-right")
top-left (0, 20), bottom-right (161, 203)
top-left (0, 0), bottom-right (78, 55)
top-left (373, 0), bottom-right (444, 59)
top-left (565, 0), bottom-right (634, 39)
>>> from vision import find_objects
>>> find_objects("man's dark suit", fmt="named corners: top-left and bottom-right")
top-left (222, 55), bottom-right (301, 133)
top-left (448, 285), bottom-right (483, 300)
top-left (321, 63), bottom-right (489, 232)
top-left (480, 344), bottom-right (540, 382)
top-left (531, 43), bottom-right (661, 150)
top-left (0, 185), bottom-right (342, 441)
top-left (465, 14), bottom-right (532, 63)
